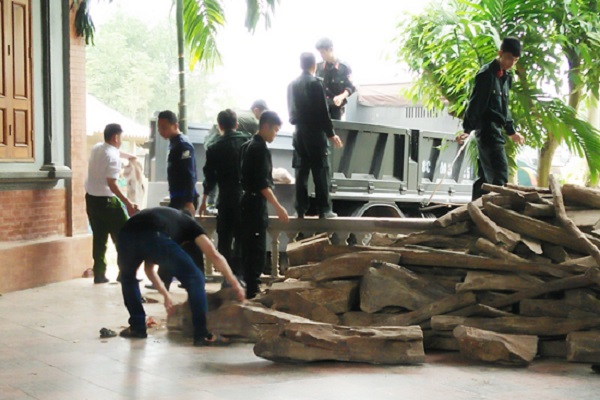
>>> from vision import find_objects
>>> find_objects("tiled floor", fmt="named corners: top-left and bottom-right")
top-left (1, 270), bottom-right (600, 399)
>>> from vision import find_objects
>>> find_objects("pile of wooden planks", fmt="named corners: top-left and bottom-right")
top-left (267, 178), bottom-right (600, 365)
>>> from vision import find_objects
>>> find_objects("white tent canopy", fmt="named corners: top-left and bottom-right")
top-left (86, 94), bottom-right (150, 140)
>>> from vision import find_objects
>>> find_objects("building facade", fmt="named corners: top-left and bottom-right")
top-left (0, 0), bottom-right (91, 293)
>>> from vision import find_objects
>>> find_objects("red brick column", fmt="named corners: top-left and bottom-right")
top-left (68, 3), bottom-right (89, 236)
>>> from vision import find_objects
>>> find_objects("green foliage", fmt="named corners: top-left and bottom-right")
top-left (183, 0), bottom-right (225, 70)
top-left (396, 0), bottom-right (600, 182)
top-left (244, 0), bottom-right (279, 33)
top-left (86, 12), bottom-right (233, 124)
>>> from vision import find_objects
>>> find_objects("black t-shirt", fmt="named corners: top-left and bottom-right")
top-left (121, 207), bottom-right (206, 244)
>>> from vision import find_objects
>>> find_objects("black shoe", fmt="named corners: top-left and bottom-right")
top-left (319, 211), bottom-right (338, 219)
top-left (119, 326), bottom-right (147, 339)
top-left (144, 283), bottom-right (157, 290)
top-left (94, 276), bottom-right (109, 284)
top-left (592, 365), bottom-right (600, 374)
top-left (295, 212), bottom-right (304, 219)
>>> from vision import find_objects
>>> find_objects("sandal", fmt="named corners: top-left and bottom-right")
top-left (193, 333), bottom-right (230, 347)
top-left (99, 327), bottom-right (117, 338)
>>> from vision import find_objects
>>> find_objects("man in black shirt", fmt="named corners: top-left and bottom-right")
top-left (315, 38), bottom-right (356, 120)
top-left (199, 109), bottom-right (251, 280)
top-left (116, 207), bottom-right (245, 346)
top-left (240, 111), bottom-right (289, 299)
top-left (288, 52), bottom-right (343, 219)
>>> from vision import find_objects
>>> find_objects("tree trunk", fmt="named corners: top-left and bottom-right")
top-left (537, 135), bottom-right (559, 188)
top-left (176, 0), bottom-right (187, 134)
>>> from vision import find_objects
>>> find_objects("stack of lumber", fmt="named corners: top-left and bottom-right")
top-left (261, 178), bottom-right (600, 366)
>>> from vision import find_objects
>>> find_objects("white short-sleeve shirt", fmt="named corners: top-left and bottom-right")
top-left (84, 142), bottom-right (121, 197)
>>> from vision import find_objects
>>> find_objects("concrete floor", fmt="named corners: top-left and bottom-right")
top-left (1, 266), bottom-right (600, 400)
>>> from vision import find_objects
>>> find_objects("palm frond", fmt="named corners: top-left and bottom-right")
top-left (183, 0), bottom-right (225, 70)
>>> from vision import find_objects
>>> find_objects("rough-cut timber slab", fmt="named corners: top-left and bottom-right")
top-left (485, 202), bottom-right (600, 253)
top-left (550, 175), bottom-right (600, 266)
top-left (258, 289), bottom-right (340, 324)
top-left (452, 304), bottom-right (515, 318)
top-left (286, 234), bottom-right (330, 266)
top-left (542, 243), bottom-right (570, 263)
top-left (564, 289), bottom-right (600, 315)
top-left (523, 202), bottom-right (554, 217)
top-left (388, 292), bottom-right (477, 326)
top-left (254, 322), bottom-right (425, 365)
top-left (506, 183), bottom-right (551, 194)
top-left (390, 246), bottom-right (571, 278)
top-left (453, 325), bottom-right (538, 366)
top-left (261, 280), bottom-right (359, 315)
top-left (474, 238), bottom-right (530, 263)
top-left (563, 184), bottom-right (600, 209)
top-left (567, 331), bottom-right (600, 363)
top-left (538, 340), bottom-right (567, 358)
top-left (285, 251), bottom-right (400, 281)
top-left (456, 271), bottom-right (545, 293)
top-left (481, 183), bottom-right (544, 203)
top-left (468, 202), bottom-right (520, 250)
top-left (432, 315), bottom-right (600, 336)
top-left (519, 299), bottom-right (581, 318)
top-left (433, 203), bottom-right (471, 228)
top-left (481, 268), bottom-right (600, 310)
top-left (360, 261), bottom-right (450, 313)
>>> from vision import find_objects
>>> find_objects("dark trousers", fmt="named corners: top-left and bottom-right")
top-left (240, 194), bottom-right (267, 299)
top-left (117, 230), bottom-right (209, 340)
top-left (473, 135), bottom-right (508, 200)
top-left (85, 194), bottom-right (128, 278)
top-left (159, 196), bottom-right (203, 289)
top-left (292, 129), bottom-right (332, 216)
top-left (216, 203), bottom-right (242, 277)
top-left (328, 105), bottom-right (343, 120)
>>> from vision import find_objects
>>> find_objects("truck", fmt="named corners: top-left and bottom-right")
top-left (144, 83), bottom-right (475, 217)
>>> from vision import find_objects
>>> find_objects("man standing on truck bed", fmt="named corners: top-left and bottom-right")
top-left (315, 37), bottom-right (356, 120)
top-left (458, 37), bottom-right (525, 200)
top-left (288, 52), bottom-right (343, 219)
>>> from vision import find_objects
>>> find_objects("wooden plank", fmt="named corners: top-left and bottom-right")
top-left (563, 184), bottom-right (600, 208)
top-left (484, 202), bottom-right (600, 253)
top-left (456, 271), bottom-right (545, 293)
top-left (550, 175), bottom-right (600, 266)
top-left (468, 202), bottom-right (519, 250)
top-left (432, 315), bottom-right (600, 336)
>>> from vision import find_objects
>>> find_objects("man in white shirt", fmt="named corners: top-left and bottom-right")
top-left (85, 123), bottom-right (138, 284)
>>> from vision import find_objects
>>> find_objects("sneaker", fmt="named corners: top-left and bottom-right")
top-left (193, 333), bottom-right (229, 347)
top-left (94, 276), bottom-right (109, 284)
top-left (319, 211), bottom-right (338, 219)
top-left (119, 326), bottom-right (147, 339)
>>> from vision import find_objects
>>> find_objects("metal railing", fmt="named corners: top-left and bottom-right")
top-left (197, 216), bottom-right (433, 277)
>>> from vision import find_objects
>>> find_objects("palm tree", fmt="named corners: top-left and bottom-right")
top-left (72, 0), bottom-right (278, 133)
top-left (396, 0), bottom-right (600, 186)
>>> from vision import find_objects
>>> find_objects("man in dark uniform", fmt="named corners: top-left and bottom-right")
top-left (157, 110), bottom-right (203, 289)
top-left (458, 37), bottom-right (525, 200)
top-left (199, 109), bottom-right (251, 281)
top-left (116, 207), bottom-right (245, 346)
top-left (288, 52), bottom-right (343, 219)
top-left (240, 111), bottom-right (289, 299)
top-left (203, 100), bottom-right (268, 214)
top-left (315, 37), bottom-right (356, 120)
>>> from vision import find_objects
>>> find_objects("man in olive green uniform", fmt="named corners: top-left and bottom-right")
top-left (288, 52), bottom-right (343, 219)
top-left (458, 37), bottom-right (525, 200)
top-left (240, 111), bottom-right (289, 299)
top-left (199, 109), bottom-right (251, 280)
top-left (315, 38), bottom-right (356, 120)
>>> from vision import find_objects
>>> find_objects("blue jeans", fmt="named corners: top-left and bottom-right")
top-left (116, 230), bottom-right (208, 340)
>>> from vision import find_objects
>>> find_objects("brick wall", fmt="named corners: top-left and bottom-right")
top-left (0, 189), bottom-right (67, 241)
top-left (68, 3), bottom-right (89, 236)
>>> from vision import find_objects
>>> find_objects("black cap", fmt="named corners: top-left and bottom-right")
top-left (501, 37), bottom-right (521, 57)
top-left (315, 37), bottom-right (333, 50)
top-left (250, 99), bottom-right (268, 112)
